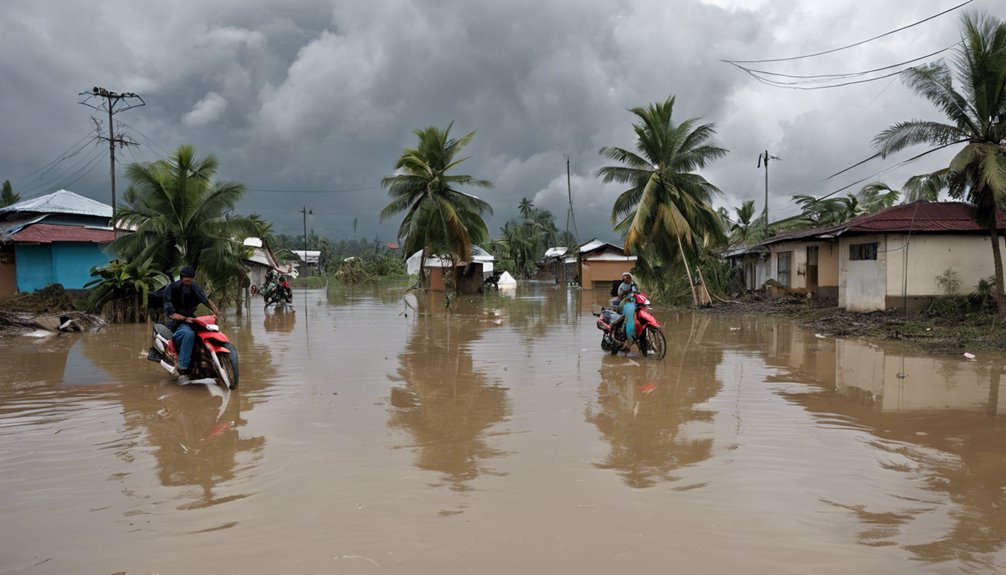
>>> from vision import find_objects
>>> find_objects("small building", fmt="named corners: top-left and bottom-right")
top-left (406, 247), bottom-right (496, 293)
top-left (242, 237), bottom-right (295, 288)
top-left (758, 202), bottom-right (1006, 313)
top-left (760, 232), bottom-right (841, 300)
top-left (290, 249), bottom-right (322, 276)
top-left (0, 190), bottom-right (114, 297)
top-left (577, 239), bottom-right (637, 289)
top-left (543, 246), bottom-right (577, 284)
top-left (723, 245), bottom-right (770, 292)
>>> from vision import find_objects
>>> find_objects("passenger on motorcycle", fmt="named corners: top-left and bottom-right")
top-left (163, 265), bottom-right (220, 377)
top-left (616, 272), bottom-right (638, 350)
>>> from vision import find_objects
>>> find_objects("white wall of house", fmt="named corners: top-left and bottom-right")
top-left (839, 234), bottom-right (887, 312)
top-left (883, 233), bottom-right (1005, 298)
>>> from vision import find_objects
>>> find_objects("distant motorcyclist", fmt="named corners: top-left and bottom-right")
top-left (163, 265), bottom-right (219, 378)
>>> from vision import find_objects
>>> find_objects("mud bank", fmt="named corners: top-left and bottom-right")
top-left (701, 296), bottom-right (1006, 356)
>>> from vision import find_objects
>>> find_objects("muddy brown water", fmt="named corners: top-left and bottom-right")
top-left (2, 283), bottom-right (1006, 574)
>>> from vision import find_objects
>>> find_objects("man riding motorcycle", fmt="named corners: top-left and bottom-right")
top-left (163, 265), bottom-right (220, 382)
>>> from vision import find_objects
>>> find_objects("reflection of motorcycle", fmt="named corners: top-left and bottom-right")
top-left (148, 315), bottom-right (239, 389)
top-left (261, 276), bottom-right (293, 309)
top-left (593, 292), bottom-right (667, 359)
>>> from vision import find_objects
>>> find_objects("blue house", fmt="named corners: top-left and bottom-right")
top-left (0, 190), bottom-right (114, 297)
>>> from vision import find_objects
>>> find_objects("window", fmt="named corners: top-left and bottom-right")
top-left (849, 242), bottom-right (878, 261)
top-left (777, 251), bottom-right (792, 288)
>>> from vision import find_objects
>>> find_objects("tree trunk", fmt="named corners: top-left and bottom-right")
top-left (676, 234), bottom-right (698, 306)
top-left (991, 225), bottom-right (1006, 319)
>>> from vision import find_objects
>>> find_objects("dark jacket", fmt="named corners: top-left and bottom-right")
top-left (163, 280), bottom-right (209, 319)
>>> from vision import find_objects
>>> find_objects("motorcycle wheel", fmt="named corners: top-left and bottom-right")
top-left (641, 327), bottom-right (667, 360)
top-left (218, 343), bottom-right (239, 389)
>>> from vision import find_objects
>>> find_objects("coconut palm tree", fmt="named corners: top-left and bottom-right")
top-left (858, 182), bottom-right (901, 212)
top-left (381, 124), bottom-right (493, 277)
top-left (518, 197), bottom-right (534, 219)
top-left (902, 170), bottom-right (948, 203)
top-left (597, 95), bottom-right (728, 304)
top-left (111, 144), bottom-right (256, 296)
top-left (731, 200), bottom-right (757, 244)
top-left (873, 12), bottom-right (1006, 315)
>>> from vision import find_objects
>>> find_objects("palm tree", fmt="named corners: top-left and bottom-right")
top-left (0, 180), bottom-right (19, 207)
top-left (873, 12), bottom-right (1006, 316)
top-left (858, 182), bottom-right (901, 212)
top-left (111, 145), bottom-right (256, 296)
top-left (902, 170), bottom-right (948, 203)
top-left (731, 200), bottom-right (757, 244)
top-left (597, 96), bottom-right (728, 305)
top-left (518, 197), bottom-right (534, 219)
top-left (380, 124), bottom-right (493, 285)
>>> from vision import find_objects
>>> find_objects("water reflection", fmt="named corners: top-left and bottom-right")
top-left (765, 326), bottom-right (1006, 569)
top-left (72, 318), bottom-right (276, 515)
top-left (263, 306), bottom-right (296, 333)
top-left (586, 315), bottom-right (723, 488)
top-left (387, 311), bottom-right (510, 491)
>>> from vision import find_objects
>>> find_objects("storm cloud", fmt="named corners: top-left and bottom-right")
top-left (0, 0), bottom-right (990, 243)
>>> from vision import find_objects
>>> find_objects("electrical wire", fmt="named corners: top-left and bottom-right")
top-left (245, 186), bottom-right (379, 194)
top-left (723, 0), bottom-right (973, 64)
top-left (17, 147), bottom-right (105, 198)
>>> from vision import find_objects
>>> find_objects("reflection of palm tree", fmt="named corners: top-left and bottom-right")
top-left (585, 318), bottom-right (723, 488)
top-left (388, 314), bottom-right (510, 491)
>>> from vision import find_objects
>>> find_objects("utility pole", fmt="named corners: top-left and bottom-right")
top-left (565, 156), bottom-right (579, 246)
top-left (757, 150), bottom-right (781, 239)
top-left (78, 87), bottom-right (144, 232)
top-left (300, 206), bottom-right (312, 277)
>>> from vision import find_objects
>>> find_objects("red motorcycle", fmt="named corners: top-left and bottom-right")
top-left (148, 315), bottom-right (239, 389)
top-left (593, 292), bottom-right (667, 359)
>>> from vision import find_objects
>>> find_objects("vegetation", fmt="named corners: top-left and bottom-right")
top-left (597, 95), bottom-right (727, 305)
top-left (873, 12), bottom-right (1006, 317)
top-left (109, 145), bottom-right (257, 306)
top-left (380, 123), bottom-right (493, 291)
top-left (0, 180), bottom-right (19, 208)
top-left (491, 199), bottom-right (562, 277)
top-left (85, 257), bottom-right (170, 322)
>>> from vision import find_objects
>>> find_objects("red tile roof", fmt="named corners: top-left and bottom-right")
top-left (11, 223), bottom-right (114, 244)
top-left (763, 202), bottom-right (1006, 245)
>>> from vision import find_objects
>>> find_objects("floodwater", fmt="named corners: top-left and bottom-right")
top-left (2, 284), bottom-right (1006, 574)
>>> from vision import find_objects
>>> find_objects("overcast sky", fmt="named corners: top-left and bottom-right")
top-left (0, 0), bottom-right (995, 244)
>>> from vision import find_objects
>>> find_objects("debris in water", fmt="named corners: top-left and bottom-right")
top-left (964, 352), bottom-right (976, 360)
top-left (334, 555), bottom-right (381, 568)
top-left (814, 333), bottom-right (826, 339)
top-left (640, 383), bottom-right (657, 395)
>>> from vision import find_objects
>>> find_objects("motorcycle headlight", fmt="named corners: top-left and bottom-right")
top-left (206, 324), bottom-right (220, 332)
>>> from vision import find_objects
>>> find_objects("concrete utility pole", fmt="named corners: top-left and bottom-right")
top-left (300, 206), bottom-right (312, 276)
top-left (565, 156), bottom-right (579, 246)
top-left (757, 150), bottom-right (781, 239)
top-left (78, 87), bottom-right (145, 228)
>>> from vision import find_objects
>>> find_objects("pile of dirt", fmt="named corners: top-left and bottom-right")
top-left (0, 284), bottom-right (77, 314)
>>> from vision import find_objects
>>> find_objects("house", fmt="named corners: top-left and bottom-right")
top-left (242, 237), bottom-right (295, 288)
top-left (760, 230), bottom-right (841, 300)
top-left (290, 249), bottom-right (322, 275)
top-left (406, 247), bottom-right (496, 293)
top-left (542, 246), bottom-right (577, 284)
top-left (577, 239), bottom-right (637, 289)
top-left (723, 245), bottom-right (771, 292)
top-left (0, 189), bottom-right (114, 297)
top-left (759, 202), bottom-right (1006, 313)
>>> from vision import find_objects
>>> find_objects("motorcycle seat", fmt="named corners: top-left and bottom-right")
top-left (154, 323), bottom-right (174, 340)
top-left (601, 309), bottom-right (622, 326)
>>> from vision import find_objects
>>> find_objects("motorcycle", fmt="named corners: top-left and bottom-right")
top-left (261, 275), bottom-right (293, 309)
top-left (593, 292), bottom-right (667, 360)
top-left (147, 315), bottom-right (239, 389)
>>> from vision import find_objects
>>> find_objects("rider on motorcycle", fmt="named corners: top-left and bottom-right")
top-left (616, 272), bottom-right (638, 350)
top-left (163, 265), bottom-right (220, 378)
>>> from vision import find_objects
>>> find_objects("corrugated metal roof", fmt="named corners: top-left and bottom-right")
top-left (0, 189), bottom-right (112, 218)
top-left (11, 223), bottom-right (114, 244)
top-left (761, 202), bottom-right (1005, 246)
top-left (544, 247), bottom-right (568, 258)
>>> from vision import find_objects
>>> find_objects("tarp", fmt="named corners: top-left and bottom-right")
top-left (497, 271), bottom-right (517, 288)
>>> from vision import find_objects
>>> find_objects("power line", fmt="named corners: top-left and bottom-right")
top-left (17, 147), bottom-right (106, 198)
top-left (722, 0), bottom-right (973, 64)
top-left (9, 131), bottom-right (97, 185)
